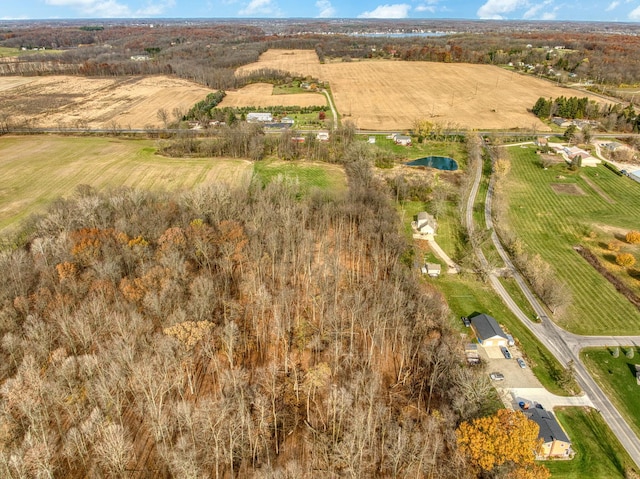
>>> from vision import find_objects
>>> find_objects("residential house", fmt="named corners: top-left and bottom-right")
top-left (526, 408), bottom-right (572, 459)
top-left (412, 212), bottom-right (437, 236)
top-left (247, 112), bottom-right (273, 123)
top-left (470, 313), bottom-right (508, 347)
top-left (535, 137), bottom-right (549, 148)
top-left (281, 116), bottom-right (295, 125)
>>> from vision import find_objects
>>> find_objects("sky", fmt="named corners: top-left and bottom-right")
top-left (2, 0), bottom-right (640, 22)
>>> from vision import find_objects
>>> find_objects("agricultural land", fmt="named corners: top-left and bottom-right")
top-left (235, 49), bottom-right (610, 131)
top-left (501, 146), bottom-right (640, 335)
top-left (0, 75), bottom-right (214, 129)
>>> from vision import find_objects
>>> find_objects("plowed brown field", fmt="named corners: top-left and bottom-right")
top-left (0, 75), bottom-right (214, 129)
top-left (235, 49), bottom-right (611, 131)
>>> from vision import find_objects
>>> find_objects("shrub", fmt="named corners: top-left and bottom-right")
top-left (626, 230), bottom-right (640, 244)
top-left (608, 241), bottom-right (621, 252)
top-left (626, 348), bottom-right (635, 359)
top-left (616, 253), bottom-right (636, 267)
top-left (612, 346), bottom-right (620, 358)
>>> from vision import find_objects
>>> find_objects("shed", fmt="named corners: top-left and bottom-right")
top-left (470, 313), bottom-right (508, 347)
top-left (394, 135), bottom-right (412, 146)
top-left (628, 169), bottom-right (640, 184)
top-left (425, 263), bottom-right (441, 277)
top-left (526, 408), bottom-right (572, 458)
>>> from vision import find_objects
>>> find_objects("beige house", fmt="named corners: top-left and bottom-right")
top-left (526, 408), bottom-right (572, 459)
top-left (470, 313), bottom-right (508, 348)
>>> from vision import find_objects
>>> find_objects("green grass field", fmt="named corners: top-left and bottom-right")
top-left (504, 146), bottom-right (640, 334)
top-left (0, 135), bottom-right (253, 234)
top-left (252, 160), bottom-right (346, 193)
top-left (582, 347), bottom-right (640, 438)
top-left (545, 407), bottom-right (637, 478)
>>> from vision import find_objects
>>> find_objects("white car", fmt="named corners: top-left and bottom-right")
top-left (490, 372), bottom-right (505, 381)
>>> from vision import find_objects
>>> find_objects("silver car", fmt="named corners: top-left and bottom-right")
top-left (517, 358), bottom-right (527, 368)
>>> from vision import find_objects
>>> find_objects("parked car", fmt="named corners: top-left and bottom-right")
top-left (461, 316), bottom-right (471, 327)
top-left (517, 358), bottom-right (527, 368)
top-left (501, 346), bottom-right (512, 359)
top-left (489, 372), bottom-right (505, 381)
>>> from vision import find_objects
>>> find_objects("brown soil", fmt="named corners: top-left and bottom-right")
top-left (550, 183), bottom-right (586, 195)
top-left (0, 75), bottom-right (214, 129)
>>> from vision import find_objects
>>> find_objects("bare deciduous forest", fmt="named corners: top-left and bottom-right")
top-left (0, 159), bottom-right (491, 477)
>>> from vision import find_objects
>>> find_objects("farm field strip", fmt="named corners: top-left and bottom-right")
top-left (234, 49), bottom-right (611, 131)
top-left (217, 82), bottom-right (326, 109)
top-left (0, 75), bottom-right (215, 129)
top-left (505, 146), bottom-right (640, 335)
top-left (0, 136), bottom-right (253, 233)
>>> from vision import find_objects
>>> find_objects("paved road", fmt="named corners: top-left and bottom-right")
top-left (466, 145), bottom-right (640, 468)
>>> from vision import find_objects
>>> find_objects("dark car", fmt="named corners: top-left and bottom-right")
top-left (501, 346), bottom-right (512, 359)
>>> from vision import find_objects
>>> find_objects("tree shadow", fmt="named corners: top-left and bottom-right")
top-left (602, 253), bottom-right (617, 264)
top-left (628, 268), bottom-right (640, 281)
top-left (626, 361), bottom-right (639, 378)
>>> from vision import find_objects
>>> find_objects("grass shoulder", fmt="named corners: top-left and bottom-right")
top-left (581, 347), bottom-right (640, 439)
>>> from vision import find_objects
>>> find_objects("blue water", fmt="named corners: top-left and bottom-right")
top-left (406, 156), bottom-right (458, 171)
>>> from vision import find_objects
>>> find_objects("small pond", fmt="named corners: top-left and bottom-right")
top-left (406, 156), bottom-right (458, 171)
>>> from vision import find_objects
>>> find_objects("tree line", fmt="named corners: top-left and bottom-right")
top-left (532, 95), bottom-right (640, 132)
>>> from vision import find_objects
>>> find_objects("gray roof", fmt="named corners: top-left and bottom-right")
top-left (526, 408), bottom-right (570, 444)
top-left (470, 313), bottom-right (507, 341)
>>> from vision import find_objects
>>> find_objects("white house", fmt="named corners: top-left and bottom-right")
top-left (412, 212), bottom-right (437, 236)
top-left (247, 112), bottom-right (273, 123)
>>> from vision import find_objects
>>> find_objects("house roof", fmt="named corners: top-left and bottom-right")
top-left (526, 408), bottom-right (570, 444)
top-left (470, 313), bottom-right (507, 341)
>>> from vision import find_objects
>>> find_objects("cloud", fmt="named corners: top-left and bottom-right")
top-left (358, 4), bottom-right (411, 18)
top-left (239, 0), bottom-right (281, 15)
top-left (630, 5), bottom-right (640, 19)
top-left (477, 0), bottom-right (526, 19)
top-left (606, 1), bottom-right (620, 10)
top-left (523, 0), bottom-right (553, 19)
top-left (415, 5), bottom-right (436, 13)
top-left (136, 0), bottom-right (175, 15)
top-left (315, 0), bottom-right (335, 17)
top-left (45, 0), bottom-right (132, 16)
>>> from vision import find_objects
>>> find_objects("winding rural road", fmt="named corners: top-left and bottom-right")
top-left (465, 146), bottom-right (640, 468)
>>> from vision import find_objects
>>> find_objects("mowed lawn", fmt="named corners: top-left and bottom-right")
top-left (504, 146), bottom-right (640, 335)
top-left (0, 135), bottom-right (252, 233)
top-left (581, 347), bottom-right (640, 439)
top-left (544, 407), bottom-right (636, 479)
top-left (252, 160), bottom-right (347, 193)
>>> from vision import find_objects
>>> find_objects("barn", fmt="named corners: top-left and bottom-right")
top-left (470, 313), bottom-right (508, 348)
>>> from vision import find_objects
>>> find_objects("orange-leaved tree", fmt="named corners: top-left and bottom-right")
top-left (457, 408), bottom-right (546, 476)
top-left (626, 230), bottom-right (640, 244)
top-left (616, 253), bottom-right (636, 268)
